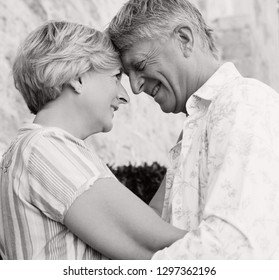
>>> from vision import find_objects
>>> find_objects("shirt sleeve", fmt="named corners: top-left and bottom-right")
top-left (27, 131), bottom-right (114, 224)
top-left (153, 85), bottom-right (279, 259)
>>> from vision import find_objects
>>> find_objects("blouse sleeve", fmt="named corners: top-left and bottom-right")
top-left (27, 131), bottom-right (114, 224)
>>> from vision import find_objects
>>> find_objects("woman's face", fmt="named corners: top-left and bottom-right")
top-left (79, 68), bottom-right (129, 134)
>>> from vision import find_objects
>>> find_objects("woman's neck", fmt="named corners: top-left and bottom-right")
top-left (33, 94), bottom-right (90, 140)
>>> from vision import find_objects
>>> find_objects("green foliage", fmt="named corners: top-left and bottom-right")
top-left (108, 162), bottom-right (166, 204)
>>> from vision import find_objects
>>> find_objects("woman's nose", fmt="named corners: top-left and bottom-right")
top-left (117, 84), bottom-right (130, 104)
top-left (129, 72), bottom-right (144, 95)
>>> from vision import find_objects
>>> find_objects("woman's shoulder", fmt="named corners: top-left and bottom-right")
top-left (19, 123), bottom-right (87, 152)
top-left (1, 123), bottom-right (84, 166)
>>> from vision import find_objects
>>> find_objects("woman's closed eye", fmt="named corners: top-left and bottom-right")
top-left (115, 71), bottom-right (123, 81)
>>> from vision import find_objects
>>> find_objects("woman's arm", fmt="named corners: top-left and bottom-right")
top-left (64, 177), bottom-right (185, 260)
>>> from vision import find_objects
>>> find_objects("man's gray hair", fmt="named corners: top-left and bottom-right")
top-left (108, 0), bottom-right (218, 58)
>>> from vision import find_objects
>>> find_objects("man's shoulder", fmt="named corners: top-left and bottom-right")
top-left (212, 76), bottom-right (279, 108)
top-left (206, 76), bottom-right (279, 129)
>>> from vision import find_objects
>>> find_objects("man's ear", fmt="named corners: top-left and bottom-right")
top-left (70, 77), bottom-right (82, 94)
top-left (173, 25), bottom-right (194, 57)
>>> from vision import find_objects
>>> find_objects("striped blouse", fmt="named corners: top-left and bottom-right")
top-left (0, 123), bottom-right (114, 259)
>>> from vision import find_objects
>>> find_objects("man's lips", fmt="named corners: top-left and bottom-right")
top-left (151, 83), bottom-right (161, 97)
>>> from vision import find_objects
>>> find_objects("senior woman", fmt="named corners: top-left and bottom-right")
top-left (0, 21), bottom-right (185, 260)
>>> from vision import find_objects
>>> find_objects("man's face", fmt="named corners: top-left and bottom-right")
top-left (121, 37), bottom-right (190, 114)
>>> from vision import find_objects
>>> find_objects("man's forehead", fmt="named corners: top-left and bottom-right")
top-left (121, 48), bottom-right (146, 63)
top-left (120, 40), bottom-right (156, 65)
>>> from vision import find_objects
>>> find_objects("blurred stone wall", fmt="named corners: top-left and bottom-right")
top-left (194, 0), bottom-right (279, 91)
top-left (1, 0), bottom-right (279, 167)
top-left (0, 0), bottom-right (184, 167)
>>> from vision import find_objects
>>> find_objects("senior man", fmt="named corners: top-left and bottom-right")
top-left (108, 0), bottom-right (279, 259)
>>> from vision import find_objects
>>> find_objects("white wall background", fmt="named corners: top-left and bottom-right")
top-left (0, 0), bottom-right (185, 167)
top-left (1, 0), bottom-right (278, 167)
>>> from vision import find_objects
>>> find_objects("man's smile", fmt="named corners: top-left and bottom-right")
top-left (151, 82), bottom-right (161, 97)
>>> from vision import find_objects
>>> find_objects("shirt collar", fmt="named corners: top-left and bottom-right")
top-left (186, 62), bottom-right (241, 115)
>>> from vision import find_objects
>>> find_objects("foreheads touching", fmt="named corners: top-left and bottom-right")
top-left (108, 0), bottom-right (218, 58)
top-left (13, 21), bottom-right (121, 114)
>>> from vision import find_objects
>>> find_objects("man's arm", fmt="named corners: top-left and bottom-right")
top-left (64, 177), bottom-right (186, 260)
top-left (149, 175), bottom-right (166, 216)
top-left (149, 130), bottom-right (183, 216)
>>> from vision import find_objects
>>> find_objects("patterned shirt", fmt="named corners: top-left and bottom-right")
top-left (0, 123), bottom-right (114, 259)
top-left (152, 63), bottom-right (279, 259)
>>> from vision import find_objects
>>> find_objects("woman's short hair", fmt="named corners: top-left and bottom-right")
top-left (108, 0), bottom-right (218, 58)
top-left (13, 21), bottom-right (121, 114)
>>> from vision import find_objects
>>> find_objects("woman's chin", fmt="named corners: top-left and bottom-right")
top-left (102, 123), bottom-right (113, 133)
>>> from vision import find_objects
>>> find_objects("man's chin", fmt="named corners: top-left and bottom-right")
top-left (159, 103), bottom-right (175, 114)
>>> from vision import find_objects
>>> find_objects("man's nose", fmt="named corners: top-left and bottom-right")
top-left (129, 72), bottom-right (144, 95)
top-left (117, 84), bottom-right (130, 104)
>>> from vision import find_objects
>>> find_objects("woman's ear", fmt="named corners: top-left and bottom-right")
top-left (173, 25), bottom-right (194, 57)
top-left (70, 77), bottom-right (82, 94)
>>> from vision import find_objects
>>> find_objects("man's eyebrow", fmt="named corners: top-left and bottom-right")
top-left (129, 55), bottom-right (149, 69)
top-left (130, 55), bottom-right (147, 64)
top-left (120, 57), bottom-right (140, 74)
top-left (121, 50), bottom-right (153, 74)
top-left (132, 48), bottom-right (159, 67)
